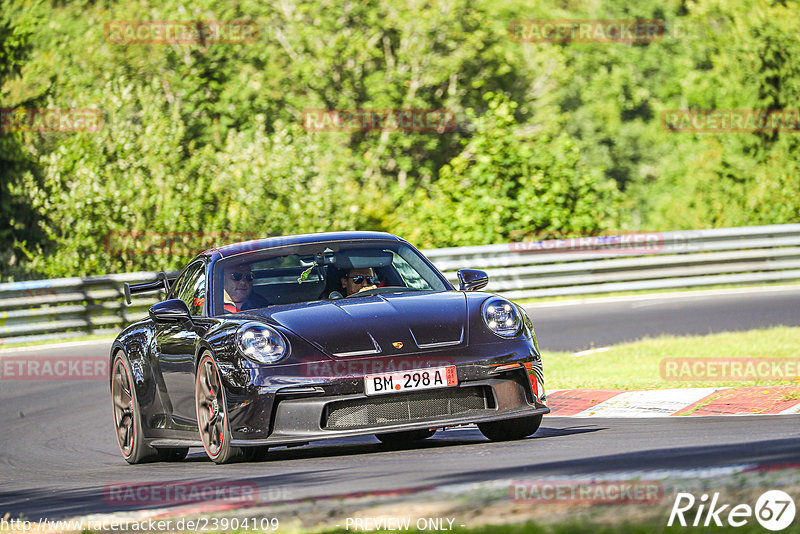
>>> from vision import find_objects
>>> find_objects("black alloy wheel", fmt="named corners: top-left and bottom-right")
top-left (196, 354), bottom-right (242, 463)
top-left (111, 353), bottom-right (157, 463)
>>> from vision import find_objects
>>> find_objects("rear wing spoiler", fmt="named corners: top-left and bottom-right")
top-left (123, 272), bottom-right (174, 305)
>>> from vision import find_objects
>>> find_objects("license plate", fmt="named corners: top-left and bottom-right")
top-left (364, 366), bottom-right (457, 396)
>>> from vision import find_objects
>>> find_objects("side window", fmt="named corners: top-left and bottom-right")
top-left (391, 250), bottom-right (430, 290)
top-left (171, 262), bottom-right (206, 316)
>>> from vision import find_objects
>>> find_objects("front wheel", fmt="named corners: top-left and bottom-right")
top-left (478, 414), bottom-right (542, 442)
top-left (196, 354), bottom-right (242, 464)
top-left (111, 352), bottom-right (157, 464)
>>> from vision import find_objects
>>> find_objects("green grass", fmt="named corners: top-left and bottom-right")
top-left (783, 389), bottom-right (800, 401)
top-left (543, 326), bottom-right (800, 389)
top-left (515, 280), bottom-right (800, 305)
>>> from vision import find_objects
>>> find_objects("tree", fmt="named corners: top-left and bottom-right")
top-left (0, 0), bottom-right (44, 280)
top-left (644, 0), bottom-right (800, 228)
top-left (391, 93), bottom-right (621, 247)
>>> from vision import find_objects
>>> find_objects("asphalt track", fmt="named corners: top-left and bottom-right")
top-left (1, 286), bottom-right (799, 520)
top-left (529, 286), bottom-right (800, 352)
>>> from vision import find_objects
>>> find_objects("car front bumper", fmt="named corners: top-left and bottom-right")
top-left (227, 366), bottom-right (549, 447)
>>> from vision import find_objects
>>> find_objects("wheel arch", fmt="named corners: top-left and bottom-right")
top-left (195, 340), bottom-right (214, 371)
top-left (110, 325), bottom-right (160, 419)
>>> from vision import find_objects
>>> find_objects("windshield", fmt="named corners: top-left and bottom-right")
top-left (212, 241), bottom-right (449, 315)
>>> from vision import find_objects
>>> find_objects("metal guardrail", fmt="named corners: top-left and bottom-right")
top-left (0, 273), bottom-right (174, 345)
top-left (1, 224), bottom-right (799, 345)
top-left (427, 224), bottom-right (800, 299)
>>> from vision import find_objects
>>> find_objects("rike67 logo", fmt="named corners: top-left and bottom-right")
top-left (668, 490), bottom-right (796, 531)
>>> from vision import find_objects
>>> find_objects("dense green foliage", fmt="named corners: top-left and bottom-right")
top-left (392, 94), bottom-right (621, 246)
top-left (0, 0), bottom-right (45, 278)
top-left (1, 0), bottom-right (798, 279)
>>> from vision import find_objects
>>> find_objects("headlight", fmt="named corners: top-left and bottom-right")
top-left (482, 298), bottom-right (522, 338)
top-left (236, 323), bottom-right (289, 364)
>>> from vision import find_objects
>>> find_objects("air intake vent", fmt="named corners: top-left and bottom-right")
top-left (324, 386), bottom-right (493, 430)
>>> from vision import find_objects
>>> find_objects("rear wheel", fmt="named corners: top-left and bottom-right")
top-left (111, 353), bottom-right (157, 464)
top-left (375, 429), bottom-right (435, 444)
top-left (196, 354), bottom-right (242, 464)
top-left (478, 414), bottom-right (542, 442)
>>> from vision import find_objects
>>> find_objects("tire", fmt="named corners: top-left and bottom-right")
top-left (478, 414), bottom-right (542, 442)
top-left (157, 448), bottom-right (189, 462)
top-left (111, 352), bottom-right (158, 464)
top-left (196, 353), bottom-right (242, 464)
top-left (375, 429), bottom-right (435, 444)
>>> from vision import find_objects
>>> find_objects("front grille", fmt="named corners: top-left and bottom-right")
top-left (323, 386), bottom-right (494, 430)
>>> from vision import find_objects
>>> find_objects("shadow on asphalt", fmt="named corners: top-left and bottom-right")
top-left (4, 432), bottom-right (799, 521)
top-left (0, 425), bottom-right (608, 520)
top-left (533, 425), bottom-right (605, 438)
top-left (421, 436), bottom-right (800, 487)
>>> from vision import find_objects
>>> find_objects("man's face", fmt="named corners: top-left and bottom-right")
top-left (224, 264), bottom-right (253, 304)
top-left (341, 268), bottom-right (376, 296)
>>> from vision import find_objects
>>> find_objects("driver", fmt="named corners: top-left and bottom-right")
top-left (223, 264), bottom-right (264, 313)
top-left (340, 267), bottom-right (378, 296)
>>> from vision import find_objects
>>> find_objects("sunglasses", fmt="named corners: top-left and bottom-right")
top-left (229, 272), bottom-right (254, 282)
top-left (346, 275), bottom-right (378, 285)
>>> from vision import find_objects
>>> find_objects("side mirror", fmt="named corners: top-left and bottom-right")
top-left (457, 269), bottom-right (489, 291)
top-left (149, 299), bottom-right (191, 323)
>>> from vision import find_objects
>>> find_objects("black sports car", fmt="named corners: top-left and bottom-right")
top-left (110, 232), bottom-right (549, 464)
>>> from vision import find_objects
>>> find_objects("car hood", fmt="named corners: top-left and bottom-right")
top-left (248, 291), bottom-right (467, 357)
